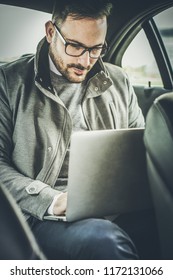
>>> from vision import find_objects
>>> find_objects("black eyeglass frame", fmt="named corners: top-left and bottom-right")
top-left (53, 23), bottom-right (109, 59)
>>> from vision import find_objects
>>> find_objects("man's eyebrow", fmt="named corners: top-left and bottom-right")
top-left (65, 37), bottom-right (104, 48)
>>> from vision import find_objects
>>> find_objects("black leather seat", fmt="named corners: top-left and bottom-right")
top-left (0, 184), bottom-right (45, 259)
top-left (144, 92), bottom-right (173, 259)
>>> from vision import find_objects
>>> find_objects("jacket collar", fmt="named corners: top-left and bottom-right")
top-left (34, 37), bottom-right (112, 96)
top-left (34, 38), bottom-right (54, 92)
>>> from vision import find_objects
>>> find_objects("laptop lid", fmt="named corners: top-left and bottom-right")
top-left (66, 128), bottom-right (152, 222)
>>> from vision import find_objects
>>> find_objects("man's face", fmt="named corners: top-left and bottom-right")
top-left (46, 16), bottom-right (107, 83)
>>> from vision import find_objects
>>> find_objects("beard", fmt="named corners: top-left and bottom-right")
top-left (49, 45), bottom-right (92, 83)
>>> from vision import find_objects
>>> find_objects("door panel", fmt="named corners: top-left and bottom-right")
top-left (134, 86), bottom-right (171, 118)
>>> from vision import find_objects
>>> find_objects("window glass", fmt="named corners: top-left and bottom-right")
top-left (122, 30), bottom-right (162, 86)
top-left (122, 6), bottom-right (173, 87)
top-left (154, 7), bottom-right (173, 71)
top-left (0, 5), bottom-right (50, 63)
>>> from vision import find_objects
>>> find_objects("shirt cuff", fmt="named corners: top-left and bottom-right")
top-left (47, 193), bottom-right (63, 215)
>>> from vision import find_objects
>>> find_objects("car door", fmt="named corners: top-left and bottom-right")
top-left (105, 1), bottom-right (173, 118)
top-left (131, 7), bottom-right (173, 118)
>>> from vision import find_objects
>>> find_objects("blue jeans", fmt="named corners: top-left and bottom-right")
top-left (28, 217), bottom-right (138, 260)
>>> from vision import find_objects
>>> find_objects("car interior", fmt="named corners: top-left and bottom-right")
top-left (144, 91), bottom-right (173, 259)
top-left (0, 0), bottom-right (173, 260)
top-left (0, 184), bottom-right (45, 259)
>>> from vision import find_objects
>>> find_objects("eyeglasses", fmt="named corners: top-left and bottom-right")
top-left (54, 23), bottom-right (108, 59)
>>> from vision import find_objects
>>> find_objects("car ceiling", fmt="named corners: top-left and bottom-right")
top-left (0, 0), bottom-right (54, 13)
top-left (1, 0), bottom-right (173, 14)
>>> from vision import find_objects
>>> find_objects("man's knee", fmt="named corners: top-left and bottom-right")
top-left (73, 218), bottom-right (138, 260)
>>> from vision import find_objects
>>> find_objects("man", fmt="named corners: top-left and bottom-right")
top-left (0, 0), bottom-right (144, 259)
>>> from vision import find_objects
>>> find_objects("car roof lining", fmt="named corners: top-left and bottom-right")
top-left (0, 0), bottom-right (54, 13)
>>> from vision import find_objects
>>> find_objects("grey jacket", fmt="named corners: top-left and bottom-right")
top-left (0, 38), bottom-right (144, 220)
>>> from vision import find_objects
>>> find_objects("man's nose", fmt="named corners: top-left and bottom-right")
top-left (77, 51), bottom-right (91, 68)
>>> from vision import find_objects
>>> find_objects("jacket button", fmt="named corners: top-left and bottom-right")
top-left (28, 187), bottom-right (36, 194)
top-left (103, 81), bottom-right (107, 85)
top-left (95, 87), bottom-right (98, 91)
top-left (48, 146), bottom-right (52, 152)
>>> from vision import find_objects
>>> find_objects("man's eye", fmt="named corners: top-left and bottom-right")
top-left (91, 47), bottom-right (102, 54)
top-left (93, 47), bottom-right (100, 52)
top-left (70, 44), bottom-right (83, 50)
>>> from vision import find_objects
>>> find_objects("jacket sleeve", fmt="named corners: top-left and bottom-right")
top-left (0, 68), bottom-right (60, 220)
top-left (126, 72), bottom-right (145, 128)
top-left (105, 63), bottom-right (145, 128)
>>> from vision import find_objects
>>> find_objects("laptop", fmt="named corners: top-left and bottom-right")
top-left (44, 128), bottom-right (152, 222)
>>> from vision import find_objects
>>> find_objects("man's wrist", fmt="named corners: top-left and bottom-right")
top-left (47, 193), bottom-right (63, 215)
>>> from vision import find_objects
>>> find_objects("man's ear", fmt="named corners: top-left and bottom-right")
top-left (45, 21), bottom-right (55, 43)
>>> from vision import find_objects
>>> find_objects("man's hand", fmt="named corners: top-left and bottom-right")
top-left (53, 192), bottom-right (67, 216)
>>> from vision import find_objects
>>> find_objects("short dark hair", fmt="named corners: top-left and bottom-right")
top-left (52, 0), bottom-right (113, 27)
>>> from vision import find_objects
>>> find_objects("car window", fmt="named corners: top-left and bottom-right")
top-left (0, 5), bottom-right (50, 64)
top-left (122, 6), bottom-right (173, 87)
top-left (155, 7), bottom-right (173, 71)
top-left (122, 30), bottom-right (162, 87)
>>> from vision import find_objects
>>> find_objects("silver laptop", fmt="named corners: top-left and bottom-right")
top-left (44, 128), bottom-right (152, 222)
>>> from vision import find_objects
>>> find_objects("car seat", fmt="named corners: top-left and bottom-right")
top-left (144, 92), bottom-right (173, 259)
top-left (0, 184), bottom-right (45, 259)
